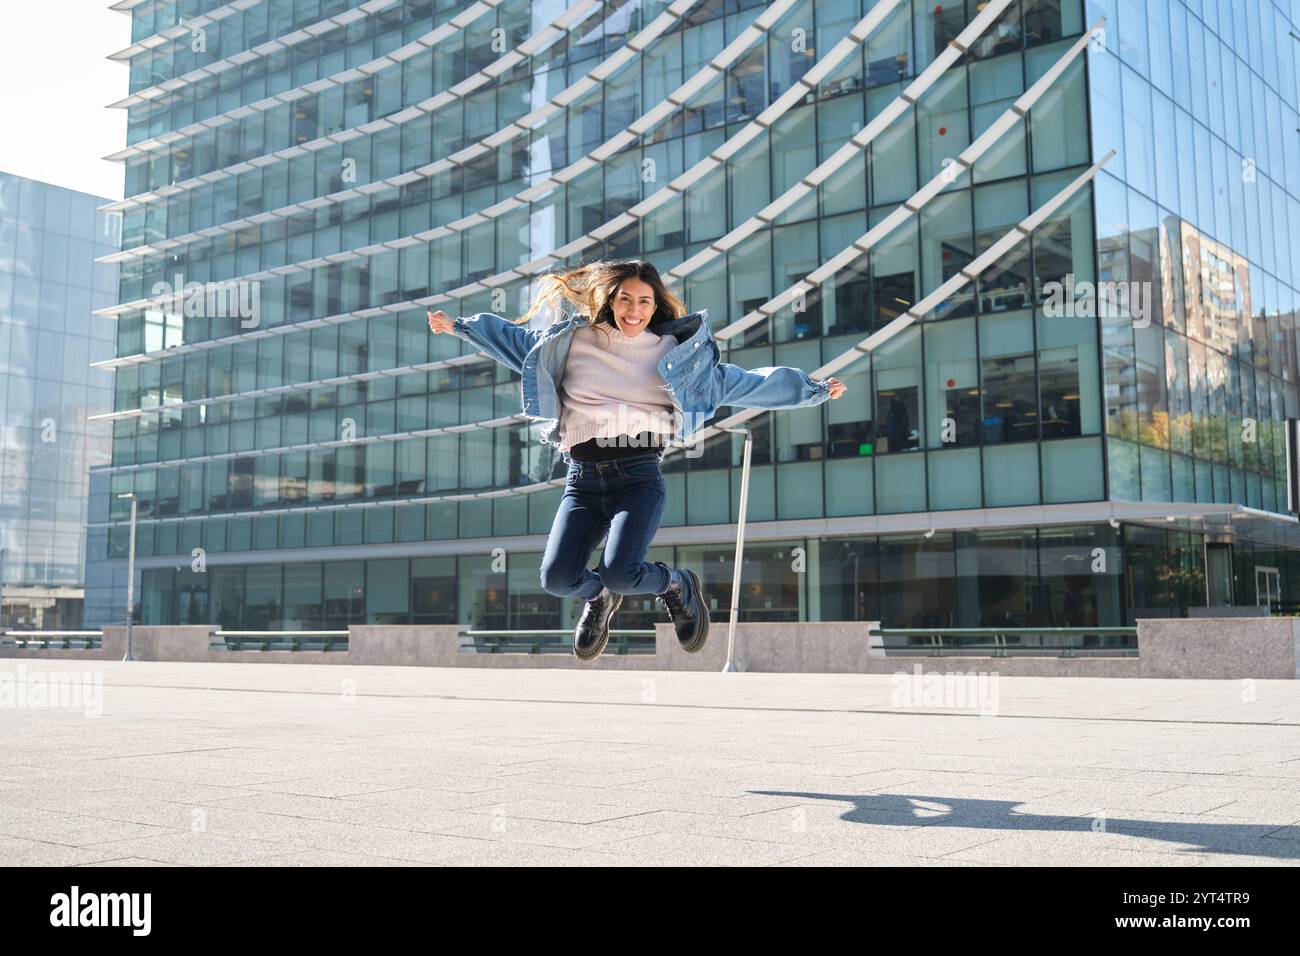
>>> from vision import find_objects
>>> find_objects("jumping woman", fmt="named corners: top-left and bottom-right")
top-left (428, 259), bottom-right (846, 661)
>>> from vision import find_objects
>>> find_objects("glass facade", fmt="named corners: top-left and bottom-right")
top-left (1088, 0), bottom-right (1300, 604)
top-left (88, 0), bottom-right (1300, 631)
top-left (0, 173), bottom-right (117, 628)
top-left (124, 1), bottom-right (430, 99)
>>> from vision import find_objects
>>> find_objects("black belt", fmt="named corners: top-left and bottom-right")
top-left (568, 431), bottom-right (668, 462)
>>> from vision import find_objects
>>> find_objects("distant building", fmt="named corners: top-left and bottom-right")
top-left (0, 172), bottom-right (117, 628)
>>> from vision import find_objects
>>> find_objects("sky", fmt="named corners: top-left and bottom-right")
top-left (0, 0), bottom-right (132, 200)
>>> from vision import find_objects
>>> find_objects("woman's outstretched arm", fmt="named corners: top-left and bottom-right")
top-left (714, 360), bottom-right (845, 410)
top-left (428, 309), bottom-right (543, 375)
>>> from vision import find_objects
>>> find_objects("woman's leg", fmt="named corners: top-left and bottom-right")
top-left (539, 478), bottom-right (610, 601)
top-left (597, 460), bottom-right (671, 595)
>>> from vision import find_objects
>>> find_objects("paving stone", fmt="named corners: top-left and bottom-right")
top-left (3, 660), bottom-right (1299, 866)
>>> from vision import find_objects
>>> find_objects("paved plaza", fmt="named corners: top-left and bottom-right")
top-left (1, 659), bottom-right (1298, 866)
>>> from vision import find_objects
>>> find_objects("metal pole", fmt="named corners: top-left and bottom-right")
top-left (119, 494), bottom-right (137, 662)
top-left (0, 548), bottom-right (6, 629)
top-left (722, 428), bottom-right (752, 673)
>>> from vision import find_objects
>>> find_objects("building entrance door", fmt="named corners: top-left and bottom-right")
top-left (1206, 544), bottom-right (1233, 606)
top-left (1255, 566), bottom-right (1281, 613)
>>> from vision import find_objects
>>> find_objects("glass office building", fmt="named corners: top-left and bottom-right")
top-left (86, 0), bottom-right (1300, 634)
top-left (0, 173), bottom-right (117, 628)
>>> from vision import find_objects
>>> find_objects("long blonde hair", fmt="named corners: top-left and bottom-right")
top-left (517, 258), bottom-right (687, 348)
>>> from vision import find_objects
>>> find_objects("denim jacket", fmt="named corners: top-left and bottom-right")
top-left (449, 307), bottom-right (832, 451)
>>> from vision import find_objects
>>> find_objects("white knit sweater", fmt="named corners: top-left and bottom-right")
top-left (558, 322), bottom-right (680, 452)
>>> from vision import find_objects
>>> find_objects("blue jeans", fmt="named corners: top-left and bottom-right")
top-left (539, 450), bottom-right (672, 601)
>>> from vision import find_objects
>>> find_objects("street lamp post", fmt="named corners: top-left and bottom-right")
top-left (717, 427), bottom-right (753, 673)
top-left (117, 493), bottom-right (137, 662)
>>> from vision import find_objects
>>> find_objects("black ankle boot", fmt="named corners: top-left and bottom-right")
top-left (574, 585), bottom-right (622, 660)
top-left (654, 561), bottom-right (710, 652)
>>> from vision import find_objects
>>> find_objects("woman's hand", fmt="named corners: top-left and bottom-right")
top-left (821, 377), bottom-right (847, 400)
top-left (428, 309), bottom-right (454, 334)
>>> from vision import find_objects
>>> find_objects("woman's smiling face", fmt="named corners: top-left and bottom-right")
top-left (610, 277), bottom-right (656, 337)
